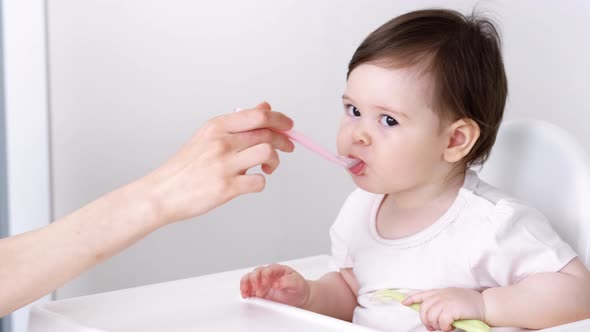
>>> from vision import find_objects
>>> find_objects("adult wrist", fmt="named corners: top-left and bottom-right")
top-left (127, 175), bottom-right (169, 229)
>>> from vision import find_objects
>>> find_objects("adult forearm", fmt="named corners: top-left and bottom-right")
top-left (304, 272), bottom-right (358, 321)
top-left (482, 271), bottom-right (590, 329)
top-left (0, 104), bottom-right (295, 316)
top-left (0, 179), bottom-right (160, 316)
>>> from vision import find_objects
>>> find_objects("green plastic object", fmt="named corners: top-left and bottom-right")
top-left (371, 289), bottom-right (491, 332)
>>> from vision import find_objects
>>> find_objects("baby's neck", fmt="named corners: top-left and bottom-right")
top-left (376, 170), bottom-right (466, 240)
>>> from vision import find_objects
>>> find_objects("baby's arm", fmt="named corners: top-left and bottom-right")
top-left (305, 268), bottom-right (358, 321)
top-left (240, 265), bottom-right (358, 321)
top-left (482, 257), bottom-right (590, 329)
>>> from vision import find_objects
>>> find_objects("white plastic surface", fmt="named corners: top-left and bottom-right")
top-left (479, 119), bottom-right (590, 266)
top-left (29, 254), bottom-right (590, 331)
top-left (29, 255), bottom-right (376, 332)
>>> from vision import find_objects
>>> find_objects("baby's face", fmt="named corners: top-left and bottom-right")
top-left (337, 63), bottom-right (452, 194)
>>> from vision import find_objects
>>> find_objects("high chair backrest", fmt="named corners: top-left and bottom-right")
top-left (478, 119), bottom-right (590, 268)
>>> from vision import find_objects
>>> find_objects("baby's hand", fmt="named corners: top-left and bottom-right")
top-left (402, 287), bottom-right (486, 332)
top-left (240, 264), bottom-right (310, 308)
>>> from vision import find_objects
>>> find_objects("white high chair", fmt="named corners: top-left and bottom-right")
top-left (478, 119), bottom-right (590, 267)
top-left (478, 119), bottom-right (590, 331)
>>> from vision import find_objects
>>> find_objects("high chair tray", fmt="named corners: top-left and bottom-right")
top-left (29, 254), bottom-right (590, 332)
top-left (29, 255), bottom-right (375, 332)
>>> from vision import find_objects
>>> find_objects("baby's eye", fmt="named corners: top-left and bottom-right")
top-left (345, 105), bottom-right (361, 117)
top-left (379, 114), bottom-right (398, 127)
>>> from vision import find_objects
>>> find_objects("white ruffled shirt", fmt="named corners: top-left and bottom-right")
top-left (330, 170), bottom-right (577, 332)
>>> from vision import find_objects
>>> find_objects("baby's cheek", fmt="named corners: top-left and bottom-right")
top-left (336, 127), bottom-right (349, 154)
top-left (385, 145), bottom-right (428, 176)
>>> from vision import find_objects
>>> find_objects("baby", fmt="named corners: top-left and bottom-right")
top-left (240, 9), bottom-right (590, 332)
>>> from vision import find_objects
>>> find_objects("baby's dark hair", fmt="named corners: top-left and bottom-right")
top-left (348, 9), bottom-right (507, 167)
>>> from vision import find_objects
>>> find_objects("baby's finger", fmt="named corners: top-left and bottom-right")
top-left (438, 312), bottom-right (455, 332)
top-left (426, 302), bottom-right (443, 331)
top-left (260, 267), bottom-right (272, 290)
top-left (249, 267), bottom-right (264, 294)
top-left (402, 292), bottom-right (423, 305)
top-left (255, 267), bottom-right (275, 298)
top-left (257, 267), bottom-right (277, 297)
top-left (403, 289), bottom-right (435, 305)
top-left (261, 264), bottom-right (285, 284)
top-left (260, 265), bottom-right (282, 290)
top-left (255, 265), bottom-right (285, 298)
top-left (275, 272), bottom-right (302, 292)
top-left (240, 273), bottom-right (252, 298)
top-left (419, 297), bottom-right (436, 331)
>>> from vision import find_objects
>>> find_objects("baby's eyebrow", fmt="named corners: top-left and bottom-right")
top-left (375, 105), bottom-right (408, 120)
top-left (342, 94), bottom-right (408, 119)
top-left (341, 94), bottom-right (354, 103)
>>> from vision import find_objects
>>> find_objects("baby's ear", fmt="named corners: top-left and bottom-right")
top-left (443, 118), bottom-right (480, 163)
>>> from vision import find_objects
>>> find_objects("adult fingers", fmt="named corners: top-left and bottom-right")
top-left (215, 104), bottom-right (294, 134)
top-left (229, 174), bottom-right (266, 198)
top-left (231, 128), bottom-right (294, 153)
top-left (233, 143), bottom-right (280, 175)
top-left (252, 101), bottom-right (271, 111)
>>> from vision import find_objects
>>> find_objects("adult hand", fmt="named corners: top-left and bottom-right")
top-left (144, 101), bottom-right (294, 225)
top-left (0, 101), bottom-right (294, 316)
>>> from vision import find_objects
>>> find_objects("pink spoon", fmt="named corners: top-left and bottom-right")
top-left (281, 129), bottom-right (360, 168)
top-left (234, 108), bottom-right (360, 169)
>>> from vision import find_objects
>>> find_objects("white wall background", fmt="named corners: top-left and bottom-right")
top-left (47, 0), bottom-right (590, 300)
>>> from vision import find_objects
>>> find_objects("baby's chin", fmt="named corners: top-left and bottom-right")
top-left (350, 176), bottom-right (391, 195)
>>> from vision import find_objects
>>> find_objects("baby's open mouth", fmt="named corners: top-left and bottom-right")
top-left (348, 159), bottom-right (366, 175)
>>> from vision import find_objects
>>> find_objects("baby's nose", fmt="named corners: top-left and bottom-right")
top-left (352, 125), bottom-right (371, 145)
